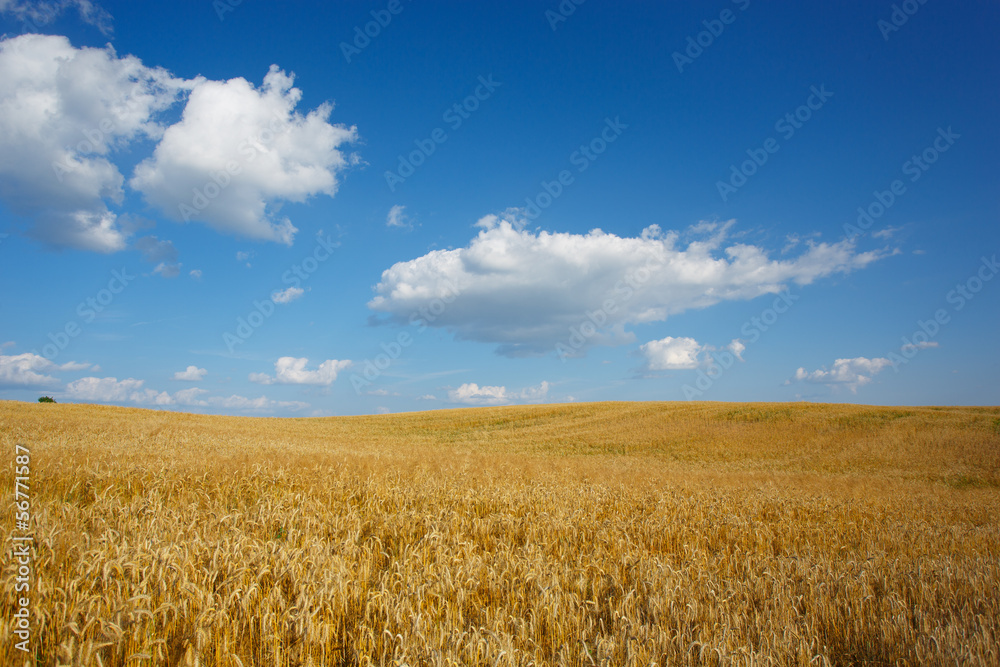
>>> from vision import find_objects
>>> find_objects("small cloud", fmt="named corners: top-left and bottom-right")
top-left (375, 406), bottom-right (390, 415)
top-left (782, 234), bottom-right (801, 254)
top-left (135, 236), bottom-right (180, 278)
top-left (152, 262), bottom-right (181, 278)
top-left (58, 361), bottom-right (92, 371)
top-left (728, 339), bottom-right (746, 361)
top-left (872, 225), bottom-right (903, 240)
top-left (449, 383), bottom-right (508, 405)
top-left (416, 394), bottom-right (437, 400)
top-left (250, 357), bottom-right (351, 386)
top-left (447, 380), bottom-right (549, 406)
top-left (173, 365), bottom-right (207, 381)
top-left (0, 352), bottom-right (91, 387)
top-left (0, 0), bottom-right (114, 35)
top-left (189, 269), bottom-right (203, 279)
top-left (272, 286), bottom-right (305, 304)
top-left (640, 336), bottom-right (704, 370)
top-left (386, 204), bottom-right (412, 229)
top-left (236, 250), bottom-right (255, 267)
top-left (789, 356), bottom-right (892, 393)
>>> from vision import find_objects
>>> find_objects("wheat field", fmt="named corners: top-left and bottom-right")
top-left (1, 399), bottom-right (998, 666)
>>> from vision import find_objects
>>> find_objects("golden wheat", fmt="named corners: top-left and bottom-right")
top-left (2, 400), bottom-right (998, 665)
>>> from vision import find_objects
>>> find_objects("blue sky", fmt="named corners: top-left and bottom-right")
top-left (0, 0), bottom-right (997, 415)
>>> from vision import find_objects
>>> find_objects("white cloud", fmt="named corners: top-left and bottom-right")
top-left (0, 34), bottom-right (191, 251)
top-left (207, 394), bottom-right (309, 412)
top-left (173, 387), bottom-right (208, 406)
top-left (0, 0), bottom-right (113, 35)
top-left (134, 235), bottom-right (180, 277)
top-left (873, 225), bottom-right (903, 240)
top-left (0, 353), bottom-right (92, 387)
top-left (790, 356), bottom-right (893, 393)
top-left (448, 383), bottom-right (509, 405)
top-left (0, 352), bottom-right (59, 387)
top-left (64, 376), bottom-right (173, 404)
top-left (272, 286), bottom-right (304, 304)
top-left (62, 376), bottom-right (308, 412)
top-left (369, 213), bottom-right (890, 356)
top-left (189, 269), bottom-right (203, 280)
top-left (57, 361), bottom-right (92, 371)
top-left (640, 336), bottom-right (705, 370)
top-left (448, 380), bottom-right (550, 406)
top-left (386, 204), bottom-right (411, 229)
top-left (417, 394), bottom-right (437, 400)
top-left (172, 365), bottom-right (207, 381)
top-left (728, 338), bottom-right (746, 361)
top-left (249, 357), bottom-right (351, 386)
top-left (131, 65), bottom-right (358, 245)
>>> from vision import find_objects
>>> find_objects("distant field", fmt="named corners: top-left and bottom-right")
top-left (2, 400), bottom-right (999, 666)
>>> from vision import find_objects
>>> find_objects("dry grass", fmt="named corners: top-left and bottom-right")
top-left (2, 399), bottom-right (999, 666)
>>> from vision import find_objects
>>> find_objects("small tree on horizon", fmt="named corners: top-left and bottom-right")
top-left (37, 396), bottom-right (56, 403)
